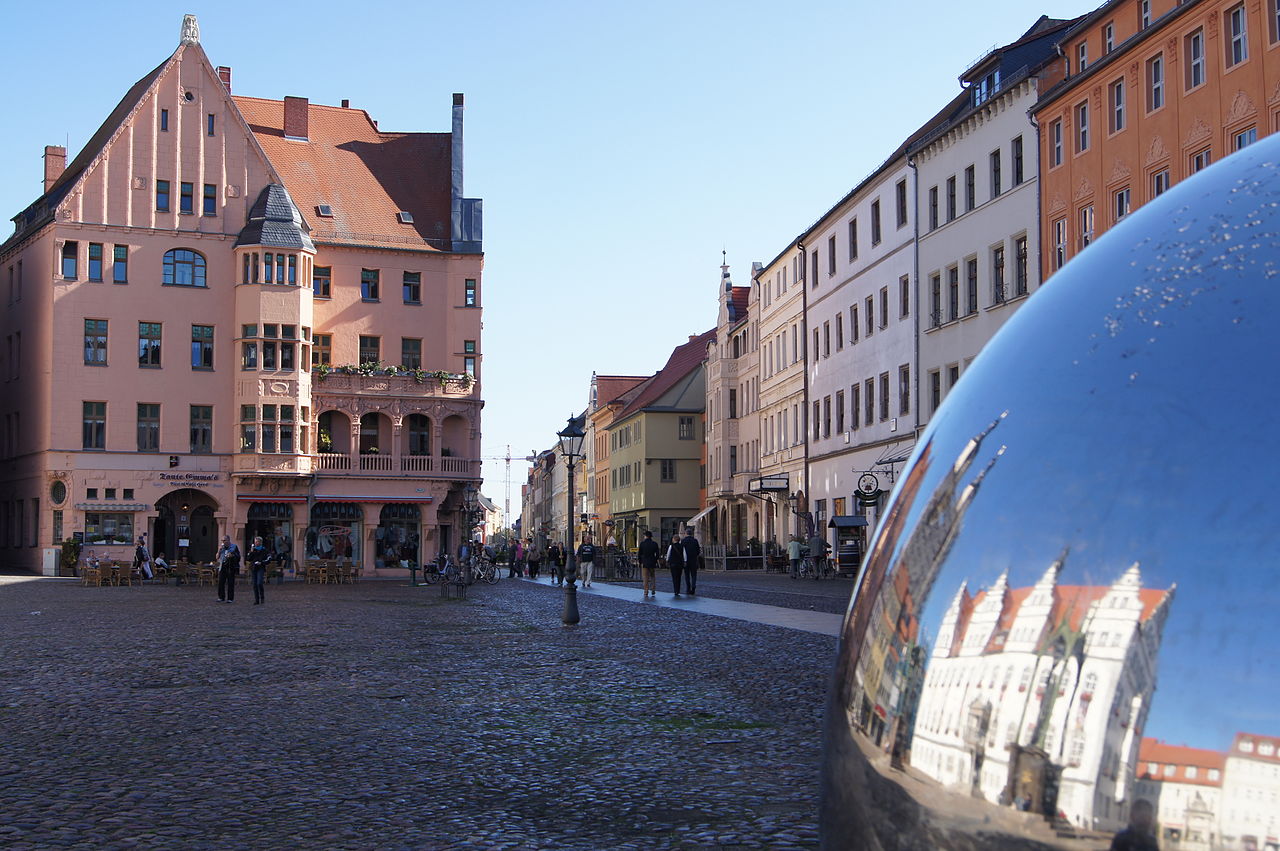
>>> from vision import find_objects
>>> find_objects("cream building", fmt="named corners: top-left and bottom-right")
top-left (754, 248), bottom-right (808, 545)
top-left (701, 262), bottom-right (761, 549)
top-left (1219, 733), bottom-right (1280, 849)
top-left (913, 18), bottom-right (1067, 428)
top-left (1133, 738), bottom-right (1225, 849)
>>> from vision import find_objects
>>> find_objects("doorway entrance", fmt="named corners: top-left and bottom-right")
top-left (153, 489), bottom-right (219, 562)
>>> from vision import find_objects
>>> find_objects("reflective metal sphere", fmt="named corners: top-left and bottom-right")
top-left (822, 135), bottom-right (1280, 849)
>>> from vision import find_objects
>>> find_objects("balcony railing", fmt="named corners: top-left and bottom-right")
top-left (311, 453), bottom-right (477, 478)
top-left (359, 454), bottom-right (393, 472)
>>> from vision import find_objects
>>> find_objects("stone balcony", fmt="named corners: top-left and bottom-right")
top-left (310, 368), bottom-right (477, 399)
top-left (312, 452), bottom-right (480, 479)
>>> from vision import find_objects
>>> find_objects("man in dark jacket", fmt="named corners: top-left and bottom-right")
top-left (637, 530), bottom-right (660, 598)
top-left (680, 528), bottom-right (702, 595)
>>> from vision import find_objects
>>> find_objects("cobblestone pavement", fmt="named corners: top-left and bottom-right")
top-left (676, 572), bottom-right (854, 616)
top-left (0, 575), bottom-right (834, 850)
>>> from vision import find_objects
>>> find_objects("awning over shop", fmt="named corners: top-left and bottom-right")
top-left (313, 495), bottom-right (434, 503)
top-left (75, 503), bottom-right (151, 511)
top-left (687, 505), bottom-right (716, 525)
top-left (235, 495), bottom-right (308, 503)
top-left (828, 515), bottom-right (869, 528)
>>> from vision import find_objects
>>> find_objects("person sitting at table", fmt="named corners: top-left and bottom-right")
top-left (153, 551), bottom-right (169, 578)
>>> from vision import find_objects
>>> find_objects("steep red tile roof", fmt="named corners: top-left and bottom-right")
top-left (1230, 732), bottom-right (1280, 764)
top-left (1137, 738), bottom-right (1226, 787)
top-left (234, 96), bottom-right (453, 251)
top-left (730, 286), bottom-right (750, 323)
top-left (595, 376), bottom-right (650, 408)
top-left (613, 330), bottom-right (715, 422)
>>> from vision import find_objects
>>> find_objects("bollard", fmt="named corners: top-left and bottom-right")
top-left (408, 564), bottom-right (418, 586)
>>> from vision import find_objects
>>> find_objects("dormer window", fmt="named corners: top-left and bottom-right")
top-left (972, 69), bottom-right (1001, 106)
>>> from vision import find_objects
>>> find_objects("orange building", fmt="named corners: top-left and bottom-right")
top-left (0, 18), bottom-right (483, 575)
top-left (1034, 0), bottom-right (1280, 279)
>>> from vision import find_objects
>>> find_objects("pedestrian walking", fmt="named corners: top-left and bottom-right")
top-left (215, 535), bottom-right (241, 603)
top-left (248, 535), bottom-right (271, 605)
top-left (547, 542), bottom-right (563, 585)
top-left (681, 527), bottom-right (701, 595)
top-left (665, 535), bottom-right (685, 596)
top-left (637, 530), bottom-right (660, 598)
top-left (526, 541), bottom-right (543, 579)
top-left (807, 531), bottom-right (829, 578)
top-left (787, 535), bottom-right (802, 578)
top-left (577, 533), bottom-right (597, 587)
top-left (511, 539), bottom-right (524, 578)
top-left (134, 535), bottom-right (154, 581)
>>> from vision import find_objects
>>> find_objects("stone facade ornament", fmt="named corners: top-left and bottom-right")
top-left (1225, 90), bottom-right (1256, 124)
top-left (180, 15), bottom-right (200, 45)
top-left (1146, 135), bottom-right (1168, 164)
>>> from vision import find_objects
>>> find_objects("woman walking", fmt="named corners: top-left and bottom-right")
top-left (665, 534), bottom-right (685, 596)
top-left (526, 540), bottom-right (543, 579)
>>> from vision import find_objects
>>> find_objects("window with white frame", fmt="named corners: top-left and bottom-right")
top-left (1050, 119), bottom-right (1063, 167)
top-left (1141, 0), bottom-right (1150, 28)
top-left (1110, 79), bottom-right (1126, 133)
top-left (1235, 126), bottom-right (1258, 150)
top-left (1053, 218), bottom-right (1067, 270)
top-left (1147, 54), bottom-right (1164, 111)
top-left (1076, 102), bottom-right (1089, 152)
top-left (1191, 148), bottom-right (1212, 172)
top-left (1227, 4), bottom-right (1248, 67)
top-left (1077, 41), bottom-right (1088, 71)
top-left (1104, 21), bottom-right (1115, 52)
top-left (1152, 169), bottom-right (1171, 197)
top-left (1079, 206), bottom-right (1095, 248)
top-left (1114, 187), bottom-right (1131, 222)
top-left (1186, 29), bottom-right (1205, 89)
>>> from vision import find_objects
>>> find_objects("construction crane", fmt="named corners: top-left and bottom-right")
top-left (480, 445), bottom-right (537, 530)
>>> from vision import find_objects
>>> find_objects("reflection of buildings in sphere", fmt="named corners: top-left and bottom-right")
top-left (1135, 733), bottom-right (1280, 850)
top-left (840, 416), bottom-right (1005, 752)
top-left (1134, 739), bottom-right (1223, 850)
top-left (910, 560), bottom-right (1174, 833)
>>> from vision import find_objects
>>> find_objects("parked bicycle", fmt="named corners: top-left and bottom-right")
top-left (614, 552), bottom-right (634, 580)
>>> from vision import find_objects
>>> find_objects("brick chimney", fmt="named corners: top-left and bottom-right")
top-left (283, 96), bottom-right (309, 140)
top-left (216, 66), bottom-right (232, 92)
top-left (43, 146), bottom-right (66, 192)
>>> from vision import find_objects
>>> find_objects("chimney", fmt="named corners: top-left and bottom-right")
top-left (450, 93), bottom-right (464, 249)
top-left (341, 99), bottom-right (350, 109)
top-left (216, 66), bottom-right (232, 93)
top-left (43, 146), bottom-right (66, 192)
top-left (283, 96), bottom-right (309, 140)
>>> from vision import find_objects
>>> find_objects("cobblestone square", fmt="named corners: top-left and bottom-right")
top-left (0, 576), bottom-right (835, 850)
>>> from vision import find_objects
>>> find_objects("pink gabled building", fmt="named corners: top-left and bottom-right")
top-left (0, 16), bottom-right (484, 574)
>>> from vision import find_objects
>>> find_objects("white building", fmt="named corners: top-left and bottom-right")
top-left (912, 18), bottom-right (1068, 428)
top-left (1134, 738), bottom-right (1225, 850)
top-left (802, 146), bottom-right (928, 552)
top-left (754, 247), bottom-right (808, 544)
top-left (910, 560), bottom-right (1175, 833)
top-left (1220, 733), bottom-right (1280, 850)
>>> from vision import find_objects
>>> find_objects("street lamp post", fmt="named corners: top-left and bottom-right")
top-left (556, 416), bottom-right (585, 626)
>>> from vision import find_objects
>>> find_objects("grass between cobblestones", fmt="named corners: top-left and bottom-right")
top-left (0, 576), bottom-right (833, 850)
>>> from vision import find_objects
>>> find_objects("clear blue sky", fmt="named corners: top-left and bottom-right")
top-left (0, 0), bottom-right (1103, 514)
